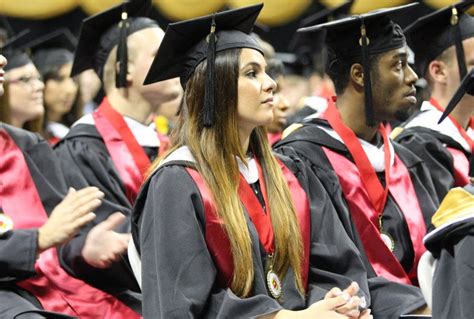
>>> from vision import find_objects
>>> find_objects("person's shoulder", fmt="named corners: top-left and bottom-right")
top-left (1, 122), bottom-right (45, 149)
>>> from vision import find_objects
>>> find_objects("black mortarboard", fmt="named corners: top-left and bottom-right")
top-left (144, 4), bottom-right (263, 127)
top-left (298, 3), bottom-right (417, 126)
top-left (439, 68), bottom-right (474, 124)
top-left (71, 0), bottom-right (156, 88)
top-left (405, 1), bottom-right (474, 79)
top-left (1, 29), bottom-right (32, 72)
top-left (26, 28), bottom-right (77, 78)
top-left (299, 0), bottom-right (354, 28)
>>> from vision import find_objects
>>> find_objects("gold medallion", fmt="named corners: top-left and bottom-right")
top-left (266, 269), bottom-right (282, 299)
top-left (380, 231), bottom-right (395, 252)
top-left (0, 213), bottom-right (14, 235)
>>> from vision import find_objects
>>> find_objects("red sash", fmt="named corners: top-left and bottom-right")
top-left (93, 98), bottom-right (151, 203)
top-left (430, 97), bottom-right (472, 185)
top-left (0, 129), bottom-right (140, 318)
top-left (185, 158), bottom-right (310, 291)
top-left (323, 149), bottom-right (426, 285)
top-left (322, 99), bottom-right (425, 284)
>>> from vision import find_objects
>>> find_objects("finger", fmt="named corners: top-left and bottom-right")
top-left (323, 293), bottom-right (351, 310)
top-left (95, 212), bottom-right (126, 231)
top-left (71, 212), bottom-right (97, 230)
top-left (359, 309), bottom-right (372, 319)
top-left (325, 287), bottom-right (343, 299)
top-left (71, 198), bottom-right (103, 218)
top-left (343, 282), bottom-right (359, 297)
top-left (69, 188), bottom-right (104, 209)
top-left (336, 296), bottom-right (361, 315)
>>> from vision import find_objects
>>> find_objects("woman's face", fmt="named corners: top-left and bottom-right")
top-left (237, 48), bottom-right (276, 135)
top-left (44, 62), bottom-right (78, 118)
top-left (7, 63), bottom-right (44, 126)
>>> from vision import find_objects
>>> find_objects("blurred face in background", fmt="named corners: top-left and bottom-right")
top-left (7, 62), bottom-right (45, 127)
top-left (44, 62), bottom-right (78, 122)
top-left (266, 74), bottom-right (290, 133)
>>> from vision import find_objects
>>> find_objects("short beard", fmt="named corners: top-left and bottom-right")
top-left (394, 107), bottom-right (413, 122)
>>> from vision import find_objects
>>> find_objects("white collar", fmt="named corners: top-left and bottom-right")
top-left (47, 122), bottom-right (69, 139)
top-left (73, 113), bottom-right (160, 148)
top-left (404, 101), bottom-right (471, 153)
top-left (160, 146), bottom-right (259, 184)
top-left (318, 125), bottom-right (395, 172)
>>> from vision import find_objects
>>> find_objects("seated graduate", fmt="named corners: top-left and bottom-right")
top-left (0, 49), bottom-right (138, 317)
top-left (53, 0), bottom-right (179, 309)
top-left (274, 3), bottom-right (437, 306)
top-left (394, 1), bottom-right (474, 200)
top-left (28, 28), bottom-right (81, 145)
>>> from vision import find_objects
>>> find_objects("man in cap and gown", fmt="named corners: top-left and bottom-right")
top-left (53, 0), bottom-right (180, 310)
top-left (275, 4), bottom-right (436, 315)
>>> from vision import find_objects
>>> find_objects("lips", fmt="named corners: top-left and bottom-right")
top-left (262, 97), bottom-right (274, 104)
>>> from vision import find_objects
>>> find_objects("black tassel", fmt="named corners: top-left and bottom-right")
top-left (116, 6), bottom-right (129, 88)
top-left (451, 6), bottom-right (468, 80)
top-left (203, 15), bottom-right (217, 127)
top-left (359, 18), bottom-right (375, 127)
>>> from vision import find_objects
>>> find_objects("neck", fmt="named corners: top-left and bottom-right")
top-left (431, 93), bottom-right (472, 129)
top-left (10, 116), bottom-right (26, 128)
top-left (336, 94), bottom-right (379, 143)
top-left (107, 89), bottom-right (152, 124)
top-left (47, 110), bottom-right (62, 123)
top-left (239, 127), bottom-right (252, 154)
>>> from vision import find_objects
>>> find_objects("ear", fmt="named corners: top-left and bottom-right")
top-left (115, 61), bottom-right (133, 87)
top-left (428, 60), bottom-right (447, 85)
top-left (350, 63), bottom-right (365, 90)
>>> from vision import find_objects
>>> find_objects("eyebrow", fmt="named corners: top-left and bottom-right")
top-left (391, 52), bottom-right (407, 60)
top-left (240, 61), bottom-right (265, 70)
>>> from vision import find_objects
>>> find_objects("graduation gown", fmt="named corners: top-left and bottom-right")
top-left (0, 123), bottom-right (139, 318)
top-left (395, 100), bottom-right (473, 201)
top-left (53, 112), bottom-right (159, 308)
top-left (131, 146), bottom-right (425, 318)
top-left (274, 117), bottom-right (439, 285)
top-left (423, 187), bottom-right (474, 319)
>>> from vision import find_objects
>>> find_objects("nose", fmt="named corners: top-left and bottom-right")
top-left (263, 72), bottom-right (277, 93)
top-left (278, 93), bottom-right (290, 112)
top-left (405, 64), bottom-right (418, 86)
top-left (0, 54), bottom-right (7, 69)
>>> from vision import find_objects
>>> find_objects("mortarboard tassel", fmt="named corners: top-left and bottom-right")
top-left (116, 6), bottom-right (129, 88)
top-left (359, 18), bottom-right (376, 127)
top-left (203, 15), bottom-right (217, 127)
top-left (451, 6), bottom-right (468, 80)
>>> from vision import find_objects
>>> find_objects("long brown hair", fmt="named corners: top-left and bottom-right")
top-left (0, 81), bottom-right (43, 133)
top-left (149, 48), bottom-right (304, 297)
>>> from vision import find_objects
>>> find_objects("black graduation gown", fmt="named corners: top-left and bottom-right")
top-left (131, 152), bottom-right (425, 318)
top-left (395, 125), bottom-right (468, 201)
top-left (425, 217), bottom-right (474, 319)
top-left (53, 123), bottom-right (151, 308)
top-left (0, 123), bottom-right (75, 318)
top-left (274, 119), bottom-right (437, 301)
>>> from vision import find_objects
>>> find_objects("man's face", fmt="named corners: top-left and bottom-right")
top-left (128, 27), bottom-right (180, 111)
top-left (444, 37), bottom-right (474, 105)
top-left (370, 46), bottom-right (418, 122)
top-left (0, 54), bottom-right (7, 96)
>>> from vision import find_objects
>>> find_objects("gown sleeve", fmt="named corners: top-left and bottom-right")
top-left (54, 134), bottom-right (139, 293)
top-left (137, 165), bottom-right (285, 318)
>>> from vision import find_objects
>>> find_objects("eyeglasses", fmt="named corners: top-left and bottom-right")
top-left (8, 75), bottom-right (43, 85)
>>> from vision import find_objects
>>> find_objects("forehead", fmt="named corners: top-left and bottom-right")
top-left (378, 46), bottom-right (408, 62)
top-left (239, 48), bottom-right (265, 66)
top-left (7, 62), bottom-right (39, 77)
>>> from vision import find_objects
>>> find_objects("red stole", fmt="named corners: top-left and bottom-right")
top-left (185, 158), bottom-right (310, 291)
top-left (93, 98), bottom-right (151, 203)
top-left (321, 99), bottom-right (426, 284)
top-left (430, 97), bottom-right (472, 186)
top-left (267, 132), bottom-right (282, 146)
top-left (0, 129), bottom-right (140, 318)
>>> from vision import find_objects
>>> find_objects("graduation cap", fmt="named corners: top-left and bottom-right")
top-left (71, 0), bottom-right (156, 88)
top-left (404, 1), bottom-right (474, 79)
top-left (26, 28), bottom-right (77, 78)
top-left (438, 68), bottom-right (474, 124)
top-left (299, 0), bottom-right (354, 28)
top-left (1, 29), bottom-right (32, 72)
top-left (143, 4), bottom-right (263, 127)
top-left (298, 3), bottom-right (418, 126)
